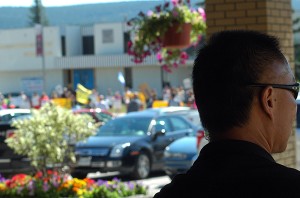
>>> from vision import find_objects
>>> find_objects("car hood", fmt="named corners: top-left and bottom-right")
top-left (167, 136), bottom-right (197, 154)
top-left (76, 135), bottom-right (145, 148)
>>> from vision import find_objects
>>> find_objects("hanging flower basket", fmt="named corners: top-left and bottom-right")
top-left (127, 0), bottom-right (206, 73)
top-left (162, 23), bottom-right (192, 49)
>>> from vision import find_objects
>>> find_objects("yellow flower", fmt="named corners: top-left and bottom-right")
top-left (0, 183), bottom-right (6, 191)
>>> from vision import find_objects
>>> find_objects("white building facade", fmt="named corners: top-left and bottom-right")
top-left (0, 22), bottom-right (194, 98)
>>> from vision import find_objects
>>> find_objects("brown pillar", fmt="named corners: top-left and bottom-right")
top-left (206, 0), bottom-right (296, 168)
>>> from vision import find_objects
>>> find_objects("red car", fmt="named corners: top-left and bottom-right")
top-left (72, 108), bottom-right (113, 126)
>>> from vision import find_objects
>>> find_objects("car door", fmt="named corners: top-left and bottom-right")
top-left (151, 116), bottom-right (173, 168)
top-left (168, 116), bottom-right (194, 140)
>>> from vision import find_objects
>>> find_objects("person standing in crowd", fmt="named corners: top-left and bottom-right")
top-left (31, 92), bottom-right (41, 109)
top-left (168, 91), bottom-right (180, 107)
top-left (154, 30), bottom-right (300, 197)
top-left (95, 95), bottom-right (109, 110)
top-left (127, 92), bottom-right (142, 113)
top-left (113, 91), bottom-right (122, 114)
top-left (19, 92), bottom-right (31, 109)
top-left (40, 92), bottom-right (50, 107)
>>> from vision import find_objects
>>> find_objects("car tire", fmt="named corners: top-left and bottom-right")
top-left (132, 152), bottom-right (151, 179)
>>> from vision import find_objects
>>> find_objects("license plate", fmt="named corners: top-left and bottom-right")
top-left (77, 157), bottom-right (91, 166)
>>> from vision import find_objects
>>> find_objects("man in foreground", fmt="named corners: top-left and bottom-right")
top-left (154, 30), bottom-right (300, 197)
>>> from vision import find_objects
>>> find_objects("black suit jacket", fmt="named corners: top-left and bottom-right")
top-left (154, 140), bottom-right (300, 198)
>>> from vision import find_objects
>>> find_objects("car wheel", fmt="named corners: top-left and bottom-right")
top-left (132, 152), bottom-right (151, 179)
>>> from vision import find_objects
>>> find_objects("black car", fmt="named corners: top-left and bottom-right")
top-left (72, 108), bottom-right (198, 179)
top-left (0, 115), bottom-right (33, 177)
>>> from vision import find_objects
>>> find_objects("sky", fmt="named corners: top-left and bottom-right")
top-left (0, 0), bottom-right (161, 7)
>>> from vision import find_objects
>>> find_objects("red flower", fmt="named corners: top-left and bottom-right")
top-left (35, 171), bottom-right (43, 179)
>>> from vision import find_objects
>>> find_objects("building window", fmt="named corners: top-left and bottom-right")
top-left (124, 32), bottom-right (130, 53)
top-left (82, 36), bottom-right (94, 55)
top-left (124, 67), bottom-right (132, 89)
top-left (102, 29), bottom-right (114, 43)
top-left (61, 36), bottom-right (66, 56)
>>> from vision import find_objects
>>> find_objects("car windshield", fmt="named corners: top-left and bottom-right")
top-left (97, 117), bottom-right (152, 136)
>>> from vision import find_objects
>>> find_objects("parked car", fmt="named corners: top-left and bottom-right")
top-left (0, 108), bottom-right (31, 123)
top-left (0, 112), bottom-right (33, 177)
top-left (72, 108), bottom-right (113, 126)
top-left (0, 108), bottom-right (111, 177)
top-left (163, 110), bottom-right (208, 179)
top-left (72, 107), bottom-right (198, 179)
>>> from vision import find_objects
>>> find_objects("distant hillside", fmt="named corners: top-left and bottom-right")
top-left (0, 0), bottom-right (298, 29)
top-left (0, 1), bottom-right (205, 29)
top-left (0, 1), bottom-right (167, 29)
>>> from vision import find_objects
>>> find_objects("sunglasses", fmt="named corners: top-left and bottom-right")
top-left (248, 82), bottom-right (300, 99)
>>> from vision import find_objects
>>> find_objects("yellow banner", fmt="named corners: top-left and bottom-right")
top-left (52, 98), bottom-right (72, 109)
top-left (152, 100), bottom-right (169, 108)
top-left (76, 84), bottom-right (92, 105)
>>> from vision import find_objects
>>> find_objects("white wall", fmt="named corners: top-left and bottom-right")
top-left (0, 26), bottom-right (61, 71)
top-left (95, 68), bottom-right (124, 96)
top-left (65, 26), bottom-right (82, 56)
top-left (94, 23), bottom-right (124, 55)
top-left (163, 66), bottom-right (193, 88)
top-left (0, 70), bottom-right (63, 96)
top-left (43, 26), bottom-right (62, 57)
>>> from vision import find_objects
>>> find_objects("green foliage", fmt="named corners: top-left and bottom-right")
top-left (127, 0), bottom-right (206, 72)
top-left (28, 0), bottom-right (48, 26)
top-left (5, 103), bottom-right (98, 173)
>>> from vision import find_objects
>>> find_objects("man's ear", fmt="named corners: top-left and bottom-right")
top-left (260, 86), bottom-right (275, 119)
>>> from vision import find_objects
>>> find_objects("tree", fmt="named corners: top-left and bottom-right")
top-left (28, 0), bottom-right (48, 26)
top-left (5, 103), bottom-right (98, 175)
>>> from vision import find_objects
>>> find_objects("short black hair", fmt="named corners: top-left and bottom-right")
top-left (192, 30), bottom-right (287, 139)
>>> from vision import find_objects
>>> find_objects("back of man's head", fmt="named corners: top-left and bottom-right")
top-left (192, 30), bottom-right (287, 139)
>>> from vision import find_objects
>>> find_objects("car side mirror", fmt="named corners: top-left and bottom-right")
top-left (152, 124), bottom-right (166, 140)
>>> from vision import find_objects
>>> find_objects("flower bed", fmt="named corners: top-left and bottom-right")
top-left (0, 171), bottom-right (148, 198)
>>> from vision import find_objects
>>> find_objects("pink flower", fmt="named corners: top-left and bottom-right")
top-left (198, 7), bottom-right (206, 21)
top-left (162, 65), bottom-right (172, 73)
top-left (163, 2), bottom-right (169, 9)
top-left (172, 10), bottom-right (179, 17)
top-left (171, 0), bottom-right (179, 6)
top-left (147, 10), bottom-right (154, 17)
top-left (180, 59), bottom-right (186, 64)
top-left (43, 181), bottom-right (49, 192)
top-left (127, 41), bottom-right (132, 48)
top-left (156, 52), bottom-right (163, 62)
top-left (167, 50), bottom-right (173, 55)
top-left (180, 51), bottom-right (188, 59)
top-left (173, 62), bottom-right (179, 68)
top-left (155, 5), bottom-right (161, 12)
top-left (134, 58), bottom-right (143, 64)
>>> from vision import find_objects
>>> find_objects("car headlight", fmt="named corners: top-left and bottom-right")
top-left (110, 143), bottom-right (131, 158)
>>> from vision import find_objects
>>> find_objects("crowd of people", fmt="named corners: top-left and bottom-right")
top-left (0, 83), bottom-right (197, 112)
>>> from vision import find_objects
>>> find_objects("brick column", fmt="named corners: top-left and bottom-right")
top-left (206, 0), bottom-right (296, 168)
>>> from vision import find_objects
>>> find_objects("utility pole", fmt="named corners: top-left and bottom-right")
top-left (35, 24), bottom-right (46, 92)
top-left (30, 0), bottom-right (48, 92)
